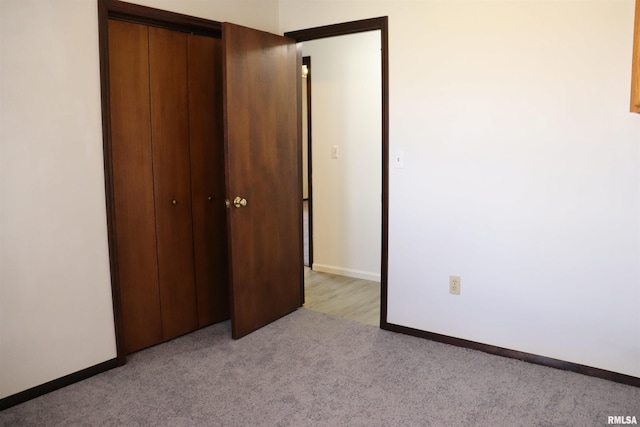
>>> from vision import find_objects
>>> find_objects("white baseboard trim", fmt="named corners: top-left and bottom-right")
top-left (311, 264), bottom-right (380, 282)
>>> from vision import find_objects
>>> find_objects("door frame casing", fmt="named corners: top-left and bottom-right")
top-left (302, 56), bottom-right (313, 268)
top-left (285, 17), bottom-right (390, 327)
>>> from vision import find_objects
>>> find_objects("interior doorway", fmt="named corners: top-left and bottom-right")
top-left (288, 18), bottom-right (389, 327)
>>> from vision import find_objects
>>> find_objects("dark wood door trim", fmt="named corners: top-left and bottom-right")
top-left (384, 322), bottom-right (640, 387)
top-left (302, 56), bottom-right (313, 270)
top-left (285, 17), bottom-right (386, 42)
top-left (285, 17), bottom-right (390, 328)
top-left (100, 0), bottom-right (221, 36)
top-left (98, 0), bottom-right (222, 366)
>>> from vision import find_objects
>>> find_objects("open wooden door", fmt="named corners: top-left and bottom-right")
top-left (222, 23), bottom-right (303, 339)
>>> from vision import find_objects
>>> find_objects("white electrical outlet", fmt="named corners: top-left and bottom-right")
top-left (331, 146), bottom-right (339, 159)
top-left (449, 275), bottom-right (461, 295)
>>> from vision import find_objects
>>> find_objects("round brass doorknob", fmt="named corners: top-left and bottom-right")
top-left (233, 196), bottom-right (247, 208)
top-left (172, 199), bottom-right (177, 205)
top-left (208, 196), bottom-right (213, 202)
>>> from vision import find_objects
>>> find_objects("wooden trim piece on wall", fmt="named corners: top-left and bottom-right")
top-left (631, 0), bottom-right (640, 112)
top-left (285, 16), bottom-right (390, 328)
top-left (384, 323), bottom-right (640, 387)
top-left (103, 0), bottom-right (221, 36)
top-left (97, 0), bottom-right (222, 365)
top-left (0, 359), bottom-right (118, 411)
top-left (296, 45), bottom-right (305, 306)
top-left (302, 56), bottom-right (314, 270)
top-left (285, 17), bottom-right (386, 43)
top-left (97, 0), bottom-right (125, 367)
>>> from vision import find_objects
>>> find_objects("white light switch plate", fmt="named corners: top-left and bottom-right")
top-left (395, 151), bottom-right (404, 169)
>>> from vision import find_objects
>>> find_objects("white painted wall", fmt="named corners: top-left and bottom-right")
top-left (281, 0), bottom-right (640, 378)
top-left (303, 33), bottom-right (382, 281)
top-left (0, 0), bottom-right (278, 400)
top-left (2, 0), bottom-right (638, 400)
top-left (0, 0), bottom-right (116, 399)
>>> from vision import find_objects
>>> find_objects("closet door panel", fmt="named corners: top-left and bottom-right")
top-left (187, 35), bottom-right (230, 327)
top-left (108, 20), bottom-right (163, 354)
top-left (149, 26), bottom-right (199, 340)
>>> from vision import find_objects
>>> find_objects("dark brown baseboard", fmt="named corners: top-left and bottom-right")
top-left (0, 358), bottom-right (118, 411)
top-left (381, 322), bottom-right (640, 388)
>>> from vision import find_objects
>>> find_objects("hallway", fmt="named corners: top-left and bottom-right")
top-left (303, 267), bottom-right (379, 326)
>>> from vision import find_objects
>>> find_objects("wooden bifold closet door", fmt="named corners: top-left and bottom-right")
top-left (108, 19), bottom-right (227, 354)
top-left (148, 25), bottom-right (198, 342)
top-left (187, 34), bottom-right (229, 328)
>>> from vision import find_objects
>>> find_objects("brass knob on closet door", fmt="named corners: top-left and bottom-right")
top-left (172, 199), bottom-right (177, 205)
top-left (208, 196), bottom-right (213, 202)
top-left (233, 196), bottom-right (247, 208)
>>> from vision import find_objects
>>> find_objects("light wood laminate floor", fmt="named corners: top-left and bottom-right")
top-left (303, 267), bottom-right (380, 326)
